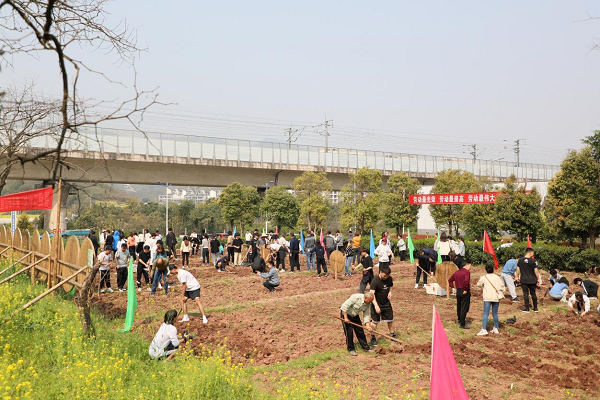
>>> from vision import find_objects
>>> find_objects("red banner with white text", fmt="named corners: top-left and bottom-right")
top-left (0, 187), bottom-right (54, 212)
top-left (409, 192), bottom-right (498, 205)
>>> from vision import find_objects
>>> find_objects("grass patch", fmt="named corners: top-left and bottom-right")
top-left (0, 268), bottom-right (345, 399)
top-left (252, 349), bottom-right (345, 372)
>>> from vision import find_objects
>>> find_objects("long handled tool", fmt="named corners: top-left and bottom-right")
top-left (333, 316), bottom-right (403, 344)
top-left (415, 263), bottom-right (437, 284)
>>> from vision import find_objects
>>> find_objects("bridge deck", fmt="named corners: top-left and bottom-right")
top-left (27, 126), bottom-right (558, 182)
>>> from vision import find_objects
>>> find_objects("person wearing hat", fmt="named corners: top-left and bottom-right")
top-left (169, 264), bottom-right (208, 323)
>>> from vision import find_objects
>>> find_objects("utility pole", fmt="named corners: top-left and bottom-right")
top-left (464, 144), bottom-right (479, 164)
top-left (286, 128), bottom-right (292, 149)
top-left (513, 139), bottom-right (525, 167)
top-left (323, 117), bottom-right (333, 169)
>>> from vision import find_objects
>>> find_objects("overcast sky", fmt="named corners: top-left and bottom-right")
top-left (6, 1), bottom-right (600, 165)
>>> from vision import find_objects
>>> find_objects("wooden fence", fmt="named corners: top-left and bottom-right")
top-left (0, 225), bottom-right (94, 291)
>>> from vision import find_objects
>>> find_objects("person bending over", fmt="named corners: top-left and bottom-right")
top-left (568, 291), bottom-right (590, 316)
top-left (340, 292), bottom-right (374, 356)
top-left (548, 277), bottom-right (570, 302)
top-left (256, 260), bottom-right (280, 292)
top-left (573, 277), bottom-right (598, 299)
top-left (149, 310), bottom-right (180, 360)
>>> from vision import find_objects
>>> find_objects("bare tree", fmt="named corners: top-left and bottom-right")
top-left (0, 0), bottom-right (162, 194)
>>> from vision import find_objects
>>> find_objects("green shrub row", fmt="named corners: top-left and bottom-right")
top-left (408, 238), bottom-right (597, 273)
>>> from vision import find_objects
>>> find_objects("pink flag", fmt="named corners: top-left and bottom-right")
top-left (276, 226), bottom-right (279, 235)
top-left (320, 229), bottom-right (324, 246)
top-left (431, 306), bottom-right (469, 400)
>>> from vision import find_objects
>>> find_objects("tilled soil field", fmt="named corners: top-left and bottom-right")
top-left (94, 254), bottom-right (600, 399)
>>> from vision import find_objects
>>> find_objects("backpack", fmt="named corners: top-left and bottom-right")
top-left (324, 236), bottom-right (335, 249)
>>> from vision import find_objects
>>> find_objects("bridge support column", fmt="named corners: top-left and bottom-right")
top-left (44, 182), bottom-right (71, 233)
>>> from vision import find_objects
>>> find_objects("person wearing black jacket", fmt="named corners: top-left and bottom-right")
top-left (310, 241), bottom-right (328, 278)
top-left (210, 236), bottom-right (221, 267)
top-left (251, 254), bottom-right (266, 273)
top-left (166, 228), bottom-right (178, 259)
top-left (104, 230), bottom-right (114, 252)
top-left (573, 277), bottom-right (598, 299)
top-left (356, 248), bottom-right (374, 293)
top-left (88, 229), bottom-right (100, 254)
top-left (289, 233), bottom-right (300, 272)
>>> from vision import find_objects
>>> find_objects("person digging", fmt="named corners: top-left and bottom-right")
top-left (169, 265), bottom-right (208, 324)
top-left (340, 291), bottom-right (375, 356)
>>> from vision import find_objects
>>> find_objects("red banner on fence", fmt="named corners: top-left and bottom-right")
top-left (0, 187), bottom-right (54, 212)
top-left (409, 192), bottom-right (498, 205)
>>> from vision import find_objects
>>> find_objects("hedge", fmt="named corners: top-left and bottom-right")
top-left (215, 234), bottom-right (599, 273)
top-left (410, 239), bottom-right (598, 273)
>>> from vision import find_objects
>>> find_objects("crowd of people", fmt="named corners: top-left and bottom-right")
top-left (85, 227), bottom-right (599, 359)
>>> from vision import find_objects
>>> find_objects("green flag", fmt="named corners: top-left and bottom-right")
top-left (407, 229), bottom-right (415, 264)
top-left (436, 230), bottom-right (442, 265)
top-left (120, 257), bottom-right (138, 332)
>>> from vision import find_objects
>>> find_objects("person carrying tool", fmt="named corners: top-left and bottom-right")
top-left (415, 249), bottom-right (435, 289)
top-left (340, 292), bottom-right (375, 356)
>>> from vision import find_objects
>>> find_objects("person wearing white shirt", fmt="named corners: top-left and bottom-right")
top-left (149, 310), bottom-right (181, 359)
top-left (245, 230), bottom-right (252, 244)
top-left (568, 292), bottom-right (590, 316)
top-left (374, 238), bottom-right (394, 270)
top-left (397, 237), bottom-right (406, 261)
top-left (97, 249), bottom-right (114, 293)
top-left (169, 265), bottom-right (208, 324)
top-left (457, 237), bottom-right (466, 257)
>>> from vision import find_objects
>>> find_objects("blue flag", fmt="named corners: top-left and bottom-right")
top-left (300, 230), bottom-right (305, 254)
top-left (233, 226), bottom-right (237, 236)
top-left (370, 230), bottom-right (375, 259)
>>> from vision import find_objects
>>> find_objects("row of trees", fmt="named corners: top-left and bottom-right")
top-left (429, 172), bottom-right (543, 241)
top-left (217, 170), bottom-right (422, 234)
top-left (544, 131), bottom-right (600, 248)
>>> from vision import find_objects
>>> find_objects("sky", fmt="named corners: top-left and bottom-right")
top-left (5, 0), bottom-right (600, 165)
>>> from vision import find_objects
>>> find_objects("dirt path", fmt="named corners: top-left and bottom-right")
top-left (94, 254), bottom-right (600, 399)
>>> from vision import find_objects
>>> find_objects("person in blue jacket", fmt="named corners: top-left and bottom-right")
top-left (112, 230), bottom-right (121, 251)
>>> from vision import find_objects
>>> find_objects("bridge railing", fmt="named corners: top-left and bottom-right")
top-left (29, 125), bottom-right (560, 181)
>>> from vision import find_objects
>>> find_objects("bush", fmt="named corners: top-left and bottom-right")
top-left (407, 239), bottom-right (598, 272)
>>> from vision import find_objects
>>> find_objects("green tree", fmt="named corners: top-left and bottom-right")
top-left (384, 172), bottom-right (421, 236)
top-left (191, 199), bottom-right (225, 233)
top-left (172, 200), bottom-right (195, 233)
top-left (340, 167), bottom-right (383, 233)
top-left (495, 175), bottom-right (544, 241)
top-left (260, 186), bottom-right (299, 231)
top-left (429, 170), bottom-right (481, 236)
top-left (545, 147), bottom-right (600, 248)
top-left (293, 172), bottom-right (331, 231)
top-left (219, 182), bottom-right (260, 231)
top-left (461, 204), bottom-right (500, 239)
top-left (17, 213), bottom-right (33, 231)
